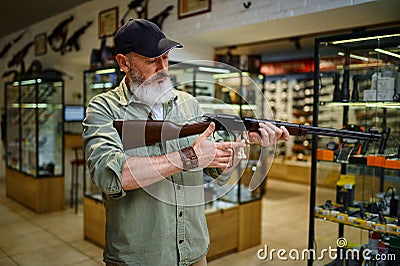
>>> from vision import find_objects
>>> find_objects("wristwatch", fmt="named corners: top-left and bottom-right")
top-left (179, 146), bottom-right (199, 170)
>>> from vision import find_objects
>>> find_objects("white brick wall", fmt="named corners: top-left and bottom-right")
top-left (161, 0), bottom-right (375, 40)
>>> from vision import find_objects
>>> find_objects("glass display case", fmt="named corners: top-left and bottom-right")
top-left (309, 27), bottom-right (400, 265)
top-left (5, 78), bottom-right (64, 177)
top-left (84, 66), bottom-right (123, 106)
top-left (5, 77), bottom-right (65, 213)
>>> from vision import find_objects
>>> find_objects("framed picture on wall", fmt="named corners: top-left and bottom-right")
top-left (34, 32), bottom-right (47, 56)
top-left (178, 0), bottom-right (211, 19)
top-left (99, 7), bottom-right (118, 38)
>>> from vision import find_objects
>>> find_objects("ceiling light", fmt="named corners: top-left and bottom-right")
top-left (337, 52), bottom-right (369, 61)
top-left (375, 48), bottom-right (400, 59)
top-left (198, 66), bottom-right (231, 74)
top-left (331, 33), bottom-right (400, 44)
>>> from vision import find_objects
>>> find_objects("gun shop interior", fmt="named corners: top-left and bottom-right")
top-left (0, 0), bottom-right (400, 265)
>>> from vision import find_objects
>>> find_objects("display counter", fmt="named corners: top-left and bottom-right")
top-left (6, 168), bottom-right (64, 213)
top-left (5, 77), bottom-right (65, 213)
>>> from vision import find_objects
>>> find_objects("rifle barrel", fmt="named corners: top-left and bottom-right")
top-left (203, 114), bottom-right (382, 142)
top-left (265, 120), bottom-right (382, 141)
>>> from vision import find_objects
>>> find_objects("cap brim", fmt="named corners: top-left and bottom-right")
top-left (138, 38), bottom-right (183, 58)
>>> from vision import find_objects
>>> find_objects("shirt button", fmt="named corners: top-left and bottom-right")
top-left (179, 211), bottom-right (183, 217)
top-left (179, 240), bottom-right (184, 244)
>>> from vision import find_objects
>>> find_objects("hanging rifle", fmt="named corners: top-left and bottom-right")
top-left (149, 5), bottom-right (173, 29)
top-left (113, 113), bottom-right (382, 150)
top-left (121, 0), bottom-right (148, 25)
top-left (7, 41), bottom-right (34, 73)
top-left (48, 15), bottom-right (74, 52)
top-left (0, 30), bottom-right (26, 58)
top-left (61, 20), bottom-right (93, 54)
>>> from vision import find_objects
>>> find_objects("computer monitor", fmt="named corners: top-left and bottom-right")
top-left (64, 105), bottom-right (85, 122)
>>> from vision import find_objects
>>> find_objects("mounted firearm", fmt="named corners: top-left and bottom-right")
top-left (48, 15), bottom-right (74, 52)
top-left (113, 113), bottom-right (382, 150)
top-left (149, 5), bottom-right (173, 29)
top-left (62, 20), bottom-right (93, 54)
top-left (7, 41), bottom-right (34, 73)
top-left (0, 30), bottom-right (26, 58)
top-left (121, 0), bottom-right (148, 25)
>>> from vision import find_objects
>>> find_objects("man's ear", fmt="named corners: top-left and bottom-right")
top-left (115, 54), bottom-right (130, 74)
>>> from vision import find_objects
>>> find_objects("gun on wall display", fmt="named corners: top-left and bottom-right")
top-left (7, 41), bottom-right (34, 73)
top-left (121, 0), bottom-right (148, 25)
top-left (48, 15), bottom-right (74, 52)
top-left (0, 30), bottom-right (26, 58)
top-left (148, 5), bottom-right (173, 30)
top-left (61, 20), bottom-right (93, 54)
top-left (113, 113), bottom-right (382, 151)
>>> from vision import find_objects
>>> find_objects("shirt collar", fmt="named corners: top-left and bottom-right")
top-left (115, 76), bottom-right (132, 106)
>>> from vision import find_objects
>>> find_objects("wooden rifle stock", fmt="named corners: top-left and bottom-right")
top-left (113, 119), bottom-right (210, 150)
top-left (114, 113), bottom-right (382, 150)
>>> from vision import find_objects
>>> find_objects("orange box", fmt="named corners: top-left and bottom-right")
top-left (367, 155), bottom-right (386, 167)
top-left (317, 149), bottom-right (334, 161)
top-left (384, 159), bottom-right (400, 170)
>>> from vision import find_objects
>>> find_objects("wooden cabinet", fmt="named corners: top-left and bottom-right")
top-left (83, 196), bottom-right (106, 247)
top-left (6, 168), bottom-right (64, 213)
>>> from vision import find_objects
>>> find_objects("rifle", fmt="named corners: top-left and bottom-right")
top-left (149, 5), bottom-right (173, 29)
top-left (7, 41), bottom-right (34, 72)
top-left (48, 15), bottom-right (74, 52)
top-left (113, 113), bottom-right (382, 150)
top-left (62, 20), bottom-right (93, 54)
top-left (0, 30), bottom-right (26, 58)
top-left (121, 0), bottom-right (148, 25)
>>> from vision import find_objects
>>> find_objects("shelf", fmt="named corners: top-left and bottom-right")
top-left (320, 101), bottom-right (400, 109)
top-left (315, 207), bottom-right (400, 236)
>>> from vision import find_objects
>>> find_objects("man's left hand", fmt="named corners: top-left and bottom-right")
top-left (248, 122), bottom-right (289, 146)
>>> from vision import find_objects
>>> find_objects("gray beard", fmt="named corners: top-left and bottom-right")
top-left (129, 70), bottom-right (175, 108)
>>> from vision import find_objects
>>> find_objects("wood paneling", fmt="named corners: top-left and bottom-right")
top-left (83, 196), bottom-right (106, 247)
top-left (6, 168), bottom-right (64, 213)
top-left (206, 206), bottom-right (239, 260)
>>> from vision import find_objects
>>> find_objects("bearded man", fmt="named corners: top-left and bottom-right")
top-left (82, 19), bottom-right (289, 266)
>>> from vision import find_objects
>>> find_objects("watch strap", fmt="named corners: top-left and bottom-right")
top-left (179, 146), bottom-right (199, 170)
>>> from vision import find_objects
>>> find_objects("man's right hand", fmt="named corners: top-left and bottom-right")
top-left (191, 122), bottom-right (246, 170)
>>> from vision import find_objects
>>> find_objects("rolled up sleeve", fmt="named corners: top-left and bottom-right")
top-left (82, 96), bottom-right (126, 199)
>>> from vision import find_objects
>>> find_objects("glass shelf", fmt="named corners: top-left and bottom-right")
top-left (320, 101), bottom-right (400, 109)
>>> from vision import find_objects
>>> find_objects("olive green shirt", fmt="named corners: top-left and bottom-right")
top-left (83, 77), bottom-right (224, 265)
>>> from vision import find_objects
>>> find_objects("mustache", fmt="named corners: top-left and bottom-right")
top-left (147, 72), bottom-right (170, 83)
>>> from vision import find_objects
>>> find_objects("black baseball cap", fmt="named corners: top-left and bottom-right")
top-left (114, 19), bottom-right (183, 58)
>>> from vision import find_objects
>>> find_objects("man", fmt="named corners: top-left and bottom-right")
top-left (83, 19), bottom-right (289, 266)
